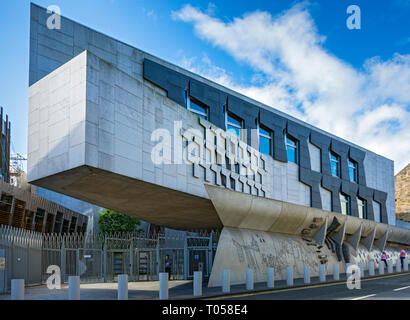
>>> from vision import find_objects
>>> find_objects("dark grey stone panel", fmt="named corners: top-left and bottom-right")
top-left (358, 185), bottom-right (375, 220)
top-left (287, 120), bottom-right (310, 170)
top-left (143, 59), bottom-right (188, 107)
top-left (300, 167), bottom-right (322, 209)
top-left (341, 180), bottom-right (359, 218)
top-left (374, 190), bottom-right (388, 224)
top-left (190, 79), bottom-right (225, 129)
top-left (259, 109), bottom-right (287, 162)
top-left (226, 94), bottom-right (259, 146)
top-left (322, 175), bottom-right (342, 213)
top-left (310, 131), bottom-right (331, 176)
top-left (349, 146), bottom-right (367, 186)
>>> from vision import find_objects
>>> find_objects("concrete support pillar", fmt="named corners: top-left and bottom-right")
top-left (369, 261), bottom-right (375, 276)
top-left (193, 271), bottom-right (202, 297)
top-left (379, 261), bottom-right (384, 275)
top-left (68, 276), bottom-right (80, 300)
top-left (159, 272), bottom-right (168, 300)
top-left (266, 267), bottom-right (274, 288)
top-left (286, 266), bottom-right (293, 286)
top-left (222, 269), bottom-right (230, 293)
top-left (11, 279), bottom-right (24, 300)
top-left (304, 266), bottom-right (310, 284)
top-left (246, 269), bottom-right (253, 290)
top-left (333, 264), bottom-right (339, 281)
top-left (319, 264), bottom-right (326, 282)
top-left (118, 274), bottom-right (128, 300)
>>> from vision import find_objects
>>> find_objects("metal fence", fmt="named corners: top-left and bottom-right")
top-left (0, 225), bottom-right (219, 292)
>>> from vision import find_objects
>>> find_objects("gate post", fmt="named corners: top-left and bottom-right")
top-left (156, 238), bottom-right (160, 278)
top-left (61, 239), bottom-right (66, 284)
top-left (129, 240), bottom-right (134, 281)
top-left (103, 237), bottom-right (107, 283)
top-left (183, 236), bottom-right (188, 280)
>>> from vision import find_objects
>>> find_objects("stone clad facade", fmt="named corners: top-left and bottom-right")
top-left (396, 164), bottom-right (410, 222)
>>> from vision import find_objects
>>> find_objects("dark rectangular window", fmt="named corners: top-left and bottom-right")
top-left (259, 125), bottom-right (272, 156)
top-left (53, 212), bottom-right (63, 233)
top-left (340, 193), bottom-right (351, 216)
top-left (348, 159), bottom-right (358, 183)
top-left (69, 217), bottom-right (77, 233)
top-left (357, 198), bottom-right (367, 219)
top-left (285, 134), bottom-right (298, 164)
top-left (330, 152), bottom-right (340, 177)
top-left (34, 208), bottom-right (45, 232)
top-left (187, 96), bottom-right (209, 120)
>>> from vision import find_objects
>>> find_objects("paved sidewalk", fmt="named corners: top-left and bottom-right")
top-left (0, 270), bottom-right (407, 300)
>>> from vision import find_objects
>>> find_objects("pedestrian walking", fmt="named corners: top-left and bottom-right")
top-left (381, 251), bottom-right (388, 268)
top-left (400, 248), bottom-right (406, 270)
top-left (165, 254), bottom-right (172, 280)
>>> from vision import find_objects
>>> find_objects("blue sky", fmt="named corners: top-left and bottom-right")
top-left (0, 0), bottom-right (409, 172)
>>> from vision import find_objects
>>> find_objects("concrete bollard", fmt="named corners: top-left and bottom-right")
top-left (193, 271), bottom-right (202, 297)
top-left (267, 267), bottom-right (274, 288)
top-left (11, 279), bottom-right (24, 300)
top-left (358, 262), bottom-right (363, 277)
top-left (68, 276), bottom-right (80, 300)
top-left (159, 272), bottom-right (168, 300)
top-left (396, 259), bottom-right (401, 273)
top-left (222, 269), bottom-right (230, 293)
top-left (379, 261), bottom-right (385, 275)
top-left (369, 261), bottom-right (375, 276)
top-left (304, 266), bottom-right (310, 284)
top-left (319, 264), bottom-right (326, 282)
top-left (388, 261), bottom-right (393, 274)
top-left (246, 269), bottom-right (253, 290)
top-left (345, 263), bottom-right (351, 278)
top-left (286, 266), bottom-right (293, 286)
top-left (333, 264), bottom-right (339, 281)
top-left (118, 274), bottom-right (128, 300)
top-left (404, 259), bottom-right (409, 272)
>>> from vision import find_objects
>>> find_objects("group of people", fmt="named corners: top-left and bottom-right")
top-left (380, 248), bottom-right (406, 268)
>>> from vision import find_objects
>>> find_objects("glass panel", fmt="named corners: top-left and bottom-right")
top-left (330, 152), bottom-right (340, 177)
top-left (227, 114), bottom-right (242, 127)
top-left (348, 160), bottom-right (357, 182)
top-left (287, 146), bottom-right (296, 163)
top-left (286, 136), bottom-right (296, 147)
top-left (357, 198), bottom-right (367, 219)
top-left (259, 126), bottom-right (270, 137)
top-left (227, 125), bottom-right (240, 137)
top-left (340, 194), bottom-right (350, 215)
top-left (259, 135), bottom-right (271, 155)
top-left (189, 100), bottom-right (206, 114)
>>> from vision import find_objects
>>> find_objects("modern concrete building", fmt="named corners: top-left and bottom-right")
top-left (27, 3), bottom-right (410, 286)
top-left (0, 179), bottom-right (88, 234)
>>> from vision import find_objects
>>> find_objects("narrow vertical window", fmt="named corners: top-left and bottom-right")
top-left (340, 193), bottom-right (351, 216)
top-left (357, 198), bottom-right (367, 219)
top-left (285, 134), bottom-right (298, 164)
top-left (330, 152), bottom-right (340, 177)
top-left (258, 124), bottom-right (272, 156)
top-left (348, 159), bottom-right (358, 183)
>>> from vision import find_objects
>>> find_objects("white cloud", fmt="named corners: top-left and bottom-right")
top-left (172, 3), bottom-right (410, 174)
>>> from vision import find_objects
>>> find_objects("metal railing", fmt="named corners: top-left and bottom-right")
top-left (0, 225), bottom-right (218, 292)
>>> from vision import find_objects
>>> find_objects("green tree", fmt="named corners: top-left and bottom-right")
top-left (98, 209), bottom-right (142, 233)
